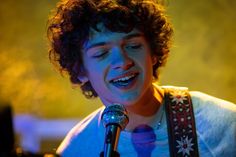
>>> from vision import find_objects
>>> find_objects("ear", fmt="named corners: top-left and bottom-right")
top-left (77, 65), bottom-right (89, 84)
top-left (151, 55), bottom-right (158, 65)
top-left (77, 75), bottom-right (89, 84)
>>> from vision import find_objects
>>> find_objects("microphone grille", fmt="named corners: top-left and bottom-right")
top-left (101, 104), bottom-right (129, 130)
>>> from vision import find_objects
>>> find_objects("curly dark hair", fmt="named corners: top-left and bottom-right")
top-left (47, 0), bottom-right (173, 98)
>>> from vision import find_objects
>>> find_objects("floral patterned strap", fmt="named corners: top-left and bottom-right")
top-left (164, 88), bottom-right (199, 157)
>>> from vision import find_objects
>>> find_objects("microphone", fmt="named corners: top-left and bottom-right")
top-left (100, 104), bottom-right (129, 157)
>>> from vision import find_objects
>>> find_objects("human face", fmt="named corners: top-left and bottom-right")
top-left (81, 27), bottom-right (156, 107)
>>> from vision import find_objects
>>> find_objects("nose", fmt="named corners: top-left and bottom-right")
top-left (111, 47), bottom-right (134, 70)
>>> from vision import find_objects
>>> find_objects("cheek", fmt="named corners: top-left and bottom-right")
top-left (86, 66), bottom-right (110, 97)
top-left (136, 51), bottom-right (153, 68)
top-left (87, 66), bottom-right (103, 81)
top-left (83, 56), bottom-right (103, 74)
top-left (84, 60), bottom-right (108, 82)
top-left (138, 53), bottom-right (154, 79)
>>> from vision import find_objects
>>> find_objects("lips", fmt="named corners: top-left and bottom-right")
top-left (109, 72), bottom-right (139, 88)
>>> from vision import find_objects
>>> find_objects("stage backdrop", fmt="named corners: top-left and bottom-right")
top-left (0, 0), bottom-right (235, 119)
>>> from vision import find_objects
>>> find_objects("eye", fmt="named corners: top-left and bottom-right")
top-left (91, 49), bottom-right (109, 58)
top-left (125, 42), bottom-right (142, 50)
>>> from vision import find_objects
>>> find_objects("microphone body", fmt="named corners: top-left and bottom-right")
top-left (104, 125), bottom-right (121, 157)
top-left (101, 104), bottom-right (129, 157)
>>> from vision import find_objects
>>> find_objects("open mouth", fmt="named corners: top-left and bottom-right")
top-left (110, 73), bottom-right (138, 88)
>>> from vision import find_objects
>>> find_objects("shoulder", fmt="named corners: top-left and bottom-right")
top-left (163, 85), bottom-right (236, 155)
top-left (189, 90), bottom-right (236, 134)
top-left (57, 106), bottom-right (105, 156)
top-left (162, 85), bottom-right (236, 130)
top-left (189, 91), bottom-right (236, 156)
top-left (190, 91), bottom-right (236, 121)
top-left (161, 85), bottom-right (236, 119)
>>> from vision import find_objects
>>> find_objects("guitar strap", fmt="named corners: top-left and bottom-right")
top-left (164, 87), bottom-right (199, 157)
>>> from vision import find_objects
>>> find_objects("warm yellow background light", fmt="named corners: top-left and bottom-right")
top-left (0, 0), bottom-right (235, 119)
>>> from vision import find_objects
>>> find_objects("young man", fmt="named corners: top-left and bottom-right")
top-left (47, 0), bottom-right (236, 156)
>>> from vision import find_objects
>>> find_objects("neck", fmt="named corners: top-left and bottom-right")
top-left (125, 85), bottom-right (164, 131)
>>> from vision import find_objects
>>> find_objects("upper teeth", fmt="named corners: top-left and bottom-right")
top-left (113, 74), bottom-right (135, 82)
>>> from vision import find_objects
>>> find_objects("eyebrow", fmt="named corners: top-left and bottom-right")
top-left (84, 33), bottom-right (143, 52)
top-left (123, 33), bottom-right (144, 40)
top-left (84, 42), bottom-right (107, 52)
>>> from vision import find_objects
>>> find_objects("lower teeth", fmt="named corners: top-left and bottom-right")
top-left (113, 77), bottom-right (134, 86)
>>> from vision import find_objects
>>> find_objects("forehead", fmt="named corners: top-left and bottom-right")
top-left (83, 24), bottom-right (143, 50)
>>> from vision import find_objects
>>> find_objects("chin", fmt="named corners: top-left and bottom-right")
top-left (115, 98), bottom-right (140, 107)
top-left (101, 91), bottom-right (143, 107)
